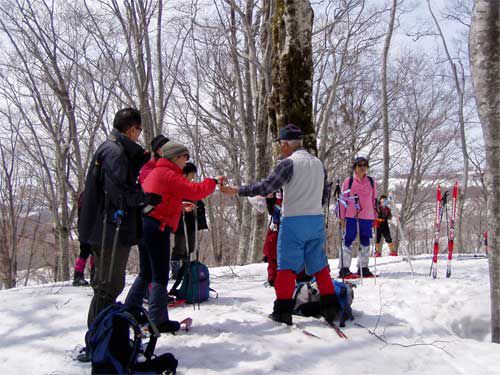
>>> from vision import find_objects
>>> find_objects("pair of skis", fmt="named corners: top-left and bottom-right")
top-left (430, 182), bottom-right (459, 279)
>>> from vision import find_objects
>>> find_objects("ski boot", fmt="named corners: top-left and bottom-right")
top-left (72, 271), bottom-right (89, 287)
top-left (338, 267), bottom-right (357, 279)
top-left (320, 294), bottom-right (340, 323)
top-left (357, 267), bottom-right (375, 278)
top-left (269, 299), bottom-right (294, 326)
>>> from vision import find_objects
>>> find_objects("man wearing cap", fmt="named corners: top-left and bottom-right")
top-left (139, 134), bottom-right (169, 184)
top-left (125, 140), bottom-right (225, 333)
top-left (338, 156), bottom-right (377, 278)
top-left (221, 124), bottom-right (337, 326)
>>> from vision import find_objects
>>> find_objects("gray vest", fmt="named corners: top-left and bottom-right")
top-left (282, 149), bottom-right (324, 217)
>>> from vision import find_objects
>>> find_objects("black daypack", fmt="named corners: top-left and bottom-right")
top-left (85, 302), bottom-right (177, 374)
top-left (293, 280), bottom-right (354, 327)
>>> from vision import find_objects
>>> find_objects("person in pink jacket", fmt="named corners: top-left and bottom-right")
top-left (338, 156), bottom-right (377, 278)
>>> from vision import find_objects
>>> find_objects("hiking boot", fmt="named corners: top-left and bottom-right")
top-left (157, 320), bottom-right (181, 333)
top-left (72, 271), bottom-right (89, 287)
top-left (269, 299), bottom-right (294, 326)
top-left (357, 267), bottom-right (375, 277)
top-left (320, 294), bottom-right (340, 323)
top-left (338, 267), bottom-right (353, 278)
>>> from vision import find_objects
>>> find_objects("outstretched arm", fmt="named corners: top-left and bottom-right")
top-left (221, 159), bottom-right (293, 197)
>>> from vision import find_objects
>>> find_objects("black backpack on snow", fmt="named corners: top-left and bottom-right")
top-left (85, 302), bottom-right (178, 374)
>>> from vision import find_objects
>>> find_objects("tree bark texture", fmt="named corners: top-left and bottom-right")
top-left (469, 0), bottom-right (500, 343)
top-left (271, 0), bottom-right (316, 153)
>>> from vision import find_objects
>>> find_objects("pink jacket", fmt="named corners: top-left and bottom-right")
top-left (339, 175), bottom-right (377, 220)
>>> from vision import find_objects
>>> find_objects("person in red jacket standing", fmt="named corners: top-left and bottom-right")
top-left (139, 134), bottom-right (169, 184)
top-left (125, 141), bottom-right (224, 333)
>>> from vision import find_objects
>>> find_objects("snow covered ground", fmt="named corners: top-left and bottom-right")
top-left (0, 255), bottom-right (497, 375)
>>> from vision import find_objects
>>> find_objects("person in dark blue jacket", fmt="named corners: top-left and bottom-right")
top-left (78, 108), bottom-right (162, 329)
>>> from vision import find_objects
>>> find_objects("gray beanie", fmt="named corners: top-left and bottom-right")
top-left (160, 141), bottom-right (189, 160)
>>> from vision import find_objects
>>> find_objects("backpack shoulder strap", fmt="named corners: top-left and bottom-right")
top-left (348, 176), bottom-right (354, 190)
top-left (368, 176), bottom-right (374, 189)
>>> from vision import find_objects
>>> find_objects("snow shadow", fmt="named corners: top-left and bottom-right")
top-left (171, 341), bottom-right (271, 372)
top-left (450, 316), bottom-right (490, 341)
top-left (206, 296), bottom-right (255, 306)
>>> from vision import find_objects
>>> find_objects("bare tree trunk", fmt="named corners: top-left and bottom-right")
top-left (381, 0), bottom-right (397, 195)
top-left (271, 0), bottom-right (315, 153)
top-left (470, 0), bottom-right (500, 343)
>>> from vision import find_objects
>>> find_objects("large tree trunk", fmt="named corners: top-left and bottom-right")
top-left (381, 0), bottom-right (397, 195)
top-left (469, 0), bottom-right (500, 343)
top-left (271, 0), bottom-right (315, 152)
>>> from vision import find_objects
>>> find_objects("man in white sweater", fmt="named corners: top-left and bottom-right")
top-left (221, 124), bottom-right (336, 326)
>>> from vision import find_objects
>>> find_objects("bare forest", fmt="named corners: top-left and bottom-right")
top-left (0, 0), bottom-right (488, 290)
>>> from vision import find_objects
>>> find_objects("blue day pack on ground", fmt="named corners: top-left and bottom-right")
top-left (293, 279), bottom-right (354, 326)
top-left (170, 260), bottom-right (216, 304)
top-left (85, 302), bottom-right (177, 374)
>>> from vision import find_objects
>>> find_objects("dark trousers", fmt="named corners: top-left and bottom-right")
top-left (138, 216), bottom-right (171, 284)
top-left (125, 215), bottom-right (172, 325)
top-left (87, 244), bottom-right (130, 328)
top-left (376, 222), bottom-right (393, 244)
top-left (79, 241), bottom-right (93, 259)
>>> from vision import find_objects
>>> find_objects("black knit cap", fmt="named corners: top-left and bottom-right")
top-left (151, 135), bottom-right (169, 153)
top-left (352, 156), bottom-right (369, 169)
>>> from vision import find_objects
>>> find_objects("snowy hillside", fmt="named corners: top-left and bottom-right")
top-left (0, 255), bottom-right (498, 375)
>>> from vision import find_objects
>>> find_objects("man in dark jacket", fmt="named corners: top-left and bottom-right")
top-left (79, 108), bottom-right (162, 328)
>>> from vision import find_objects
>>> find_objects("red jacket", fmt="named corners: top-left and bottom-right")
top-left (139, 158), bottom-right (157, 184)
top-left (142, 158), bottom-right (216, 232)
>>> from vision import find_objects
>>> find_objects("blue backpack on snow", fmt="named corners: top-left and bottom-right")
top-left (85, 302), bottom-right (177, 374)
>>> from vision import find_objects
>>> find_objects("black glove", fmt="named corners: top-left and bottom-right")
top-left (145, 192), bottom-right (162, 206)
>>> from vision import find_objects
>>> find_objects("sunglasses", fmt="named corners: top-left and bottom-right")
top-left (357, 163), bottom-right (368, 168)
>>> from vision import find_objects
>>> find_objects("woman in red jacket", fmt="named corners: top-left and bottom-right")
top-left (125, 141), bottom-right (223, 333)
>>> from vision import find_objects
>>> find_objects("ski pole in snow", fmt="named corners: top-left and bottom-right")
top-left (333, 179), bottom-right (344, 283)
top-left (354, 194), bottom-right (363, 285)
top-left (98, 192), bottom-right (109, 282)
top-left (430, 187), bottom-right (448, 279)
top-left (373, 199), bottom-right (377, 284)
top-left (107, 208), bottom-right (124, 283)
top-left (194, 203), bottom-right (201, 310)
top-left (446, 182), bottom-right (459, 278)
top-left (181, 207), bottom-right (195, 311)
